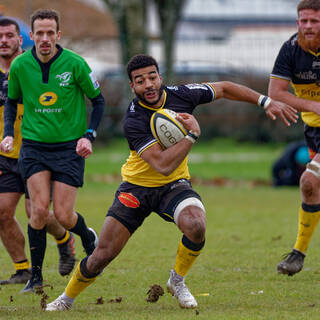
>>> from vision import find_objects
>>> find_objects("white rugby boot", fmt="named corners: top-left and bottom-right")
top-left (166, 269), bottom-right (198, 309)
top-left (45, 294), bottom-right (73, 311)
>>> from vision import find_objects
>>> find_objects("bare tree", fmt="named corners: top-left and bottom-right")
top-left (103, 0), bottom-right (186, 83)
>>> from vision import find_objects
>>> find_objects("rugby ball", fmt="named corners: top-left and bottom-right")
top-left (150, 109), bottom-right (187, 149)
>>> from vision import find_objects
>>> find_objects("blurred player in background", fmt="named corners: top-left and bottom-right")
top-left (269, 0), bottom-right (320, 276)
top-left (46, 54), bottom-right (297, 311)
top-left (0, 18), bottom-right (76, 285)
top-left (272, 140), bottom-right (310, 187)
top-left (1, 9), bottom-right (104, 292)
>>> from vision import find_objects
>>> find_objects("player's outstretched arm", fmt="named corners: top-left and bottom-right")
top-left (209, 81), bottom-right (298, 126)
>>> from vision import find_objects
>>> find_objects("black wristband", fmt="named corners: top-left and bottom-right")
top-left (83, 129), bottom-right (97, 143)
top-left (187, 131), bottom-right (199, 141)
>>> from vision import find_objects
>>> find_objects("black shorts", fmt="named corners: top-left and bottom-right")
top-left (19, 139), bottom-right (85, 187)
top-left (304, 125), bottom-right (320, 159)
top-left (0, 155), bottom-right (25, 193)
top-left (107, 179), bottom-right (202, 234)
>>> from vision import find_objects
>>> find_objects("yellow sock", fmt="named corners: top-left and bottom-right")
top-left (294, 206), bottom-right (320, 254)
top-left (14, 260), bottom-right (30, 271)
top-left (65, 262), bottom-right (97, 299)
top-left (174, 240), bottom-right (202, 277)
top-left (55, 230), bottom-right (70, 245)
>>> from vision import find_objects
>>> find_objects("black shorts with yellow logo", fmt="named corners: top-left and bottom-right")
top-left (0, 155), bottom-right (25, 193)
top-left (19, 139), bottom-right (85, 187)
top-left (107, 179), bottom-right (202, 234)
top-left (304, 125), bottom-right (320, 159)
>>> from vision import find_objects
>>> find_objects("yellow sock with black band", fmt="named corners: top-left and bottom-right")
top-left (14, 260), bottom-right (30, 271)
top-left (294, 203), bottom-right (320, 254)
top-left (65, 257), bottom-right (99, 299)
top-left (174, 235), bottom-right (205, 277)
top-left (55, 230), bottom-right (70, 245)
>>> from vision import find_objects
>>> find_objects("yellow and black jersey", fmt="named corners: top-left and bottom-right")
top-left (121, 83), bottom-right (215, 187)
top-left (0, 67), bottom-right (23, 159)
top-left (270, 33), bottom-right (320, 127)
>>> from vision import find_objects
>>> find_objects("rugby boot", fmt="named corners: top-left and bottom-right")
top-left (277, 249), bottom-right (305, 276)
top-left (166, 269), bottom-right (198, 309)
top-left (83, 228), bottom-right (99, 255)
top-left (20, 273), bottom-right (43, 293)
top-left (46, 294), bottom-right (73, 311)
top-left (58, 232), bottom-right (76, 276)
top-left (0, 269), bottom-right (31, 285)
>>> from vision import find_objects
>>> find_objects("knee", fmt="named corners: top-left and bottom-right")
top-left (300, 172), bottom-right (320, 201)
top-left (0, 208), bottom-right (14, 226)
top-left (178, 207), bottom-right (206, 242)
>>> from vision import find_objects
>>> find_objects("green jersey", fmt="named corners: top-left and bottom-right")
top-left (8, 46), bottom-right (101, 143)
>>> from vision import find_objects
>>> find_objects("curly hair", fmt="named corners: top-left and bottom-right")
top-left (126, 54), bottom-right (159, 81)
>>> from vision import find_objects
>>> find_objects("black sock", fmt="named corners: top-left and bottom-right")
top-left (28, 224), bottom-right (46, 279)
top-left (69, 212), bottom-right (94, 254)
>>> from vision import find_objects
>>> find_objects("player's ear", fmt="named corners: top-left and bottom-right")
top-left (29, 31), bottom-right (34, 41)
top-left (129, 81), bottom-right (135, 93)
top-left (57, 30), bottom-right (62, 41)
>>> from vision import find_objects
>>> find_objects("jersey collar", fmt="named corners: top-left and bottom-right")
top-left (137, 89), bottom-right (167, 111)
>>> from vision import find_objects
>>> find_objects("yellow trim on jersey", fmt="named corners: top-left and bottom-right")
top-left (0, 103), bottom-right (23, 159)
top-left (0, 66), bottom-right (5, 73)
top-left (121, 150), bottom-right (190, 187)
top-left (308, 49), bottom-right (320, 57)
top-left (138, 90), bottom-right (167, 110)
top-left (204, 83), bottom-right (217, 100)
top-left (137, 140), bottom-right (158, 156)
top-left (162, 212), bottom-right (174, 221)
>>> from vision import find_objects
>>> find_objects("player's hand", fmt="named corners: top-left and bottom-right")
top-left (76, 137), bottom-right (92, 158)
top-left (265, 100), bottom-right (298, 126)
top-left (0, 136), bottom-right (13, 153)
top-left (176, 113), bottom-right (201, 137)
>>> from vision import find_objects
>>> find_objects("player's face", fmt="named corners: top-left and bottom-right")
top-left (30, 18), bottom-right (61, 61)
top-left (297, 9), bottom-right (320, 50)
top-left (0, 24), bottom-right (22, 59)
top-left (130, 65), bottom-right (164, 107)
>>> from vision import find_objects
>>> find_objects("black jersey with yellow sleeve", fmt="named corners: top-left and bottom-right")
top-left (0, 68), bottom-right (23, 159)
top-left (121, 83), bottom-right (215, 187)
top-left (270, 33), bottom-right (320, 127)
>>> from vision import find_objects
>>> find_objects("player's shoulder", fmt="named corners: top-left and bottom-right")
top-left (61, 48), bottom-right (87, 64)
top-left (11, 50), bottom-right (32, 67)
top-left (283, 33), bottom-right (299, 49)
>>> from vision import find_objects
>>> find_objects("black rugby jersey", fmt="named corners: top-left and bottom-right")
top-left (271, 33), bottom-right (320, 127)
top-left (121, 83), bottom-right (215, 187)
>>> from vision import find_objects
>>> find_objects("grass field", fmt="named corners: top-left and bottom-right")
top-left (1, 140), bottom-right (319, 320)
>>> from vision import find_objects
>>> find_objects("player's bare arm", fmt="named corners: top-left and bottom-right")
top-left (141, 113), bottom-right (200, 176)
top-left (210, 81), bottom-right (298, 126)
top-left (269, 78), bottom-right (320, 116)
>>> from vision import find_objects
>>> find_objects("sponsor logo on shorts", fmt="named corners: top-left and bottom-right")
top-left (39, 92), bottom-right (58, 106)
top-left (118, 192), bottom-right (140, 208)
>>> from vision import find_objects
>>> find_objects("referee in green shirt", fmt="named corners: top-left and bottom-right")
top-left (1, 9), bottom-right (104, 293)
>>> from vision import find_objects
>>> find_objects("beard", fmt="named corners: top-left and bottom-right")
top-left (0, 39), bottom-right (20, 59)
top-left (135, 85), bottom-right (164, 106)
top-left (298, 29), bottom-right (320, 52)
